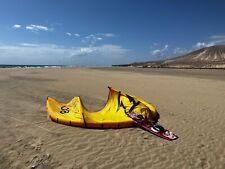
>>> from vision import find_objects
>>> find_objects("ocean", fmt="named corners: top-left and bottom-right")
top-left (0, 64), bottom-right (66, 68)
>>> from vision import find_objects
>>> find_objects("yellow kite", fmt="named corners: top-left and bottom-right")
top-left (46, 87), bottom-right (160, 128)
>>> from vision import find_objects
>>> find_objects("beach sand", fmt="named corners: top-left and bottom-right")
top-left (0, 67), bottom-right (224, 169)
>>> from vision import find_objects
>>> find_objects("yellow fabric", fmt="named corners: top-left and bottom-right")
top-left (46, 87), bottom-right (159, 128)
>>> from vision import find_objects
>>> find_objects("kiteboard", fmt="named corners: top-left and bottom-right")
top-left (126, 112), bottom-right (178, 141)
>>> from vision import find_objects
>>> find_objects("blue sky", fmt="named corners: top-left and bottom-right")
top-left (0, 0), bottom-right (225, 65)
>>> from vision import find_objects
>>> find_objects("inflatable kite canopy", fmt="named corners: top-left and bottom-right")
top-left (46, 87), bottom-right (159, 129)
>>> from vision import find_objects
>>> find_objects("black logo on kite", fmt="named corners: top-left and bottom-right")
top-left (117, 91), bottom-right (140, 113)
top-left (60, 106), bottom-right (70, 114)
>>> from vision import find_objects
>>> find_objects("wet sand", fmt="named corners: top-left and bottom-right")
top-left (0, 68), bottom-right (225, 169)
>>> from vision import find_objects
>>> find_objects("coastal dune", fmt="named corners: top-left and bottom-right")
top-left (0, 68), bottom-right (225, 169)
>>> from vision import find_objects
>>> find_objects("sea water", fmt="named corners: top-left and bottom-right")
top-left (0, 64), bottom-right (66, 68)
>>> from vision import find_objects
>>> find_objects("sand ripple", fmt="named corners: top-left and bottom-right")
top-left (0, 68), bottom-right (225, 169)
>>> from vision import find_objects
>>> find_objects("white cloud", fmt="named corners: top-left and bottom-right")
top-left (0, 43), bottom-right (130, 66)
top-left (95, 33), bottom-right (114, 37)
top-left (66, 32), bottom-right (72, 36)
top-left (82, 33), bottom-right (115, 44)
top-left (26, 24), bottom-right (50, 32)
top-left (210, 35), bottom-right (225, 39)
top-left (151, 49), bottom-right (161, 55)
top-left (194, 42), bottom-right (204, 48)
top-left (74, 33), bottom-right (80, 37)
top-left (13, 24), bottom-right (21, 29)
top-left (193, 34), bottom-right (225, 49)
top-left (97, 37), bottom-right (103, 40)
top-left (193, 41), bottom-right (218, 49)
top-left (66, 33), bottom-right (80, 37)
top-left (19, 43), bottom-right (40, 47)
top-left (151, 44), bottom-right (168, 56)
top-left (173, 47), bottom-right (189, 55)
top-left (102, 33), bottom-right (114, 37)
top-left (82, 34), bottom-right (102, 44)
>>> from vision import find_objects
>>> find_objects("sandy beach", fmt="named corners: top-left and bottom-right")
top-left (0, 67), bottom-right (225, 169)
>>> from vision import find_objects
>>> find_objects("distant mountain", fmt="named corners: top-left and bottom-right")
top-left (113, 45), bottom-right (225, 69)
